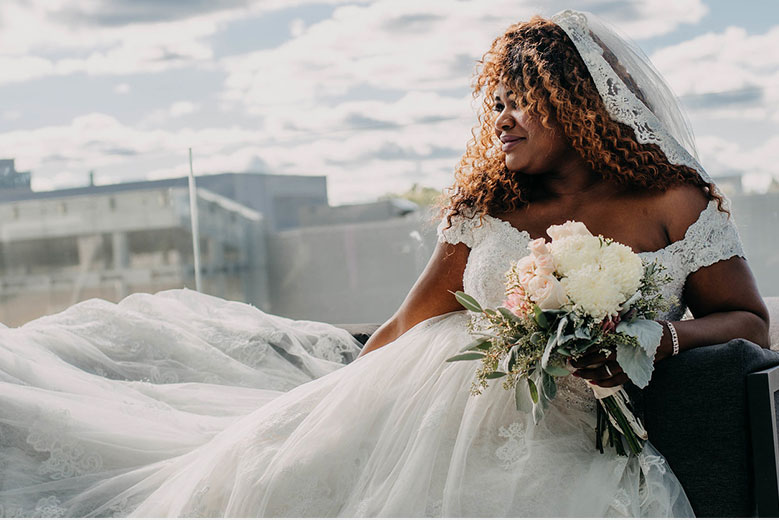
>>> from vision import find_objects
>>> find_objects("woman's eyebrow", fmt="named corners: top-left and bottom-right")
top-left (495, 90), bottom-right (514, 102)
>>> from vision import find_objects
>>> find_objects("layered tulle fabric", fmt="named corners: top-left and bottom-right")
top-left (0, 290), bottom-right (692, 517)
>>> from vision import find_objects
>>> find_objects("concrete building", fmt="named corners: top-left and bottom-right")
top-left (0, 170), bottom-right (330, 326)
top-left (0, 186), bottom-right (271, 326)
top-left (0, 159), bottom-right (32, 193)
top-left (0, 172), bottom-right (328, 231)
top-left (298, 198), bottom-right (418, 227)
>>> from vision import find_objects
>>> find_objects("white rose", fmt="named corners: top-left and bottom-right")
top-left (547, 220), bottom-right (592, 241)
top-left (549, 234), bottom-right (602, 276)
top-left (561, 265), bottom-right (623, 320)
top-left (599, 242), bottom-right (644, 298)
top-left (527, 274), bottom-right (568, 310)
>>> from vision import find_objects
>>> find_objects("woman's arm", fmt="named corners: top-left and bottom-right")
top-left (357, 240), bottom-right (470, 358)
top-left (655, 256), bottom-right (770, 359)
top-left (655, 185), bottom-right (771, 357)
top-left (572, 185), bottom-right (770, 386)
top-left (573, 256), bottom-right (771, 387)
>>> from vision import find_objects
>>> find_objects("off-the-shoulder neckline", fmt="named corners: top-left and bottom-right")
top-left (480, 199), bottom-right (720, 257)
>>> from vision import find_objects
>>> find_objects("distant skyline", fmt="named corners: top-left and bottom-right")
top-left (1, 0), bottom-right (777, 205)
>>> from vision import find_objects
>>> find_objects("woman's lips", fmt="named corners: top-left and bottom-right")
top-left (501, 136), bottom-right (525, 152)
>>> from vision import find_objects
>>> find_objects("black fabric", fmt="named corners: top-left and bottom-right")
top-left (644, 339), bottom-right (779, 517)
top-left (335, 323), bottom-right (380, 348)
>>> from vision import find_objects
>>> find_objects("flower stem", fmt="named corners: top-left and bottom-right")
top-left (601, 396), bottom-right (643, 455)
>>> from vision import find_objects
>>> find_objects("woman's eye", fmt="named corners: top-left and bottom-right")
top-left (493, 103), bottom-right (505, 113)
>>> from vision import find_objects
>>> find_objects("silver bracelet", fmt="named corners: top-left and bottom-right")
top-left (665, 321), bottom-right (680, 356)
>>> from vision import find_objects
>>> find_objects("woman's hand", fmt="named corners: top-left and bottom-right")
top-left (569, 345), bottom-right (628, 388)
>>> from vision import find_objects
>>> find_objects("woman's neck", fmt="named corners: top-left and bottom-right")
top-left (528, 161), bottom-right (614, 202)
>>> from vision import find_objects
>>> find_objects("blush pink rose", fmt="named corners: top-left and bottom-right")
top-left (526, 274), bottom-right (568, 310)
top-left (514, 256), bottom-right (536, 287)
top-left (534, 253), bottom-right (556, 276)
top-left (527, 237), bottom-right (550, 257)
top-left (504, 289), bottom-right (531, 318)
top-left (546, 220), bottom-right (592, 241)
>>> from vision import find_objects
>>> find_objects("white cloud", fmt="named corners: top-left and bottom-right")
top-left (169, 101), bottom-right (199, 118)
top-left (3, 110), bottom-right (22, 121)
top-left (289, 17), bottom-right (306, 38)
top-left (220, 0), bottom-right (709, 128)
top-left (0, 0), bottom-right (376, 85)
top-left (651, 25), bottom-right (779, 119)
top-left (0, 0), bottom-right (738, 205)
top-left (616, 0), bottom-right (707, 39)
top-left (114, 82), bottom-right (131, 94)
top-left (698, 134), bottom-right (779, 189)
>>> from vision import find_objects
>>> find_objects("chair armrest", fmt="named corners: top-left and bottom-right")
top-left (334, 323), bottom-right (381, 346)
top-left (748, 364), bottom-right (779, 517)
top-left (643, 339), bottom-right (779, 517)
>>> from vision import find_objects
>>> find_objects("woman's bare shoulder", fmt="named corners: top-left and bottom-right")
top-left (653, 184), bottom-right (711, 244)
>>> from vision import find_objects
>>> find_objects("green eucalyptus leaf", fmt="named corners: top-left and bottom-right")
top-left (614, 342), bottom-right (654, 388)
top-left (541, 371), bottom-right (557, 400)
top-left (620, 290), bottom-right (643, 315)
top-left (527, 377), bottom-right (539, 403)
top-left (445, 352), bottom-right (485, 362)
top-left (543, 363), bottom-right (571, 377)
top-left (486, 371), bottom-right (507, 379)
top-left (542, 316), bottom-right (567, 369)
top-left (459, 337), bottom-right (491, 352)
top-left (533, 306), bottom-right (549, 329)
top-left (454, 291), bottom-right (483, 313)
top-left (532, 402), bottom-right (545, 424)
top-left (515, 378), bottom-right (533, 413)
top-left (574, 326), bottom-right (591, 340)
top-left (497, 306), bottom-right (521, 324)
top-left (616, 319), bottom-right (663, 357)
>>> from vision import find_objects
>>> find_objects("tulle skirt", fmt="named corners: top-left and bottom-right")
top-left (0, 289), bottom-right (693, 517)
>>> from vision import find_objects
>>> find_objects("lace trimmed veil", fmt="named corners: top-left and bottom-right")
top-left (550, 10), bottom-right (714, 186)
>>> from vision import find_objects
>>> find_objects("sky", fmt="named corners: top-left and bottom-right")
top-left (0, 0), bottom-right (777, 205)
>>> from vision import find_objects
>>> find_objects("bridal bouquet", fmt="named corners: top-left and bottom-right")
top-left (447, 221), bottom-right (671, 456)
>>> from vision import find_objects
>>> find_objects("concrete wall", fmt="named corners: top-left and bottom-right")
top-left (265, 195), bottom-right (779, 326)
top-left (730, 193), bottom-right (779, 298)
top-left (266, 211), bottom-right (438, 324)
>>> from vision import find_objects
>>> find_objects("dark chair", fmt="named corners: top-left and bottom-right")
top-left (643, 339), bottom-right (779, 517)
top-left (338, 328), bottom-right (779, 517)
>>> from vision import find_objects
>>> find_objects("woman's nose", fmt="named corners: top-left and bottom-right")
top-left (495, 110), bottom-right (514, 132)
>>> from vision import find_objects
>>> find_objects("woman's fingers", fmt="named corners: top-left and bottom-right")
top-left (573, 360), bottom-right (622, 381)
top-left (590, 372), bottom-right (629, 388)
top-left (569, 348), bottom-right (616, 369)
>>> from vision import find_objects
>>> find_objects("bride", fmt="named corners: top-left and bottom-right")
top-left (0, 9), bottom-right (771, 518)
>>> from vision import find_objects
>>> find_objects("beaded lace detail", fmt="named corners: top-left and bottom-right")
top-left (494, 421), bottom-right (528, 469)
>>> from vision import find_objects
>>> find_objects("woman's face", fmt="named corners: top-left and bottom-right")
top-left (492, 83), bottom-right (575, 174)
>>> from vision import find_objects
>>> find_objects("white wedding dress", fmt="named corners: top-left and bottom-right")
top-left (0, 200), bottom-right (742, 517)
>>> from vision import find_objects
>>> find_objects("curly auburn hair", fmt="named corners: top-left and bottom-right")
top-left (442, 15), bottom-right (723, 226)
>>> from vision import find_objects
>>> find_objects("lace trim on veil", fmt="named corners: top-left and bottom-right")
top-left (551, 10), bottom-right (713, 185)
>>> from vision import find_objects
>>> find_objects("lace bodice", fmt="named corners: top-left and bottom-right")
top-left (437, 199), bottom-right (744, 322)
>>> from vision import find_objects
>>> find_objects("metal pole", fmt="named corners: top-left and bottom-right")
top-left (188, 148), bottom-right (202, 292)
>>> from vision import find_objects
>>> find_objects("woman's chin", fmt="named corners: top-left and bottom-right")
top-left (504, 159), bottom-right (524, 172)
